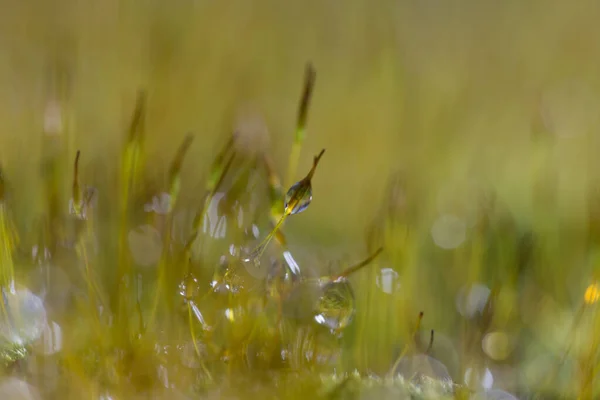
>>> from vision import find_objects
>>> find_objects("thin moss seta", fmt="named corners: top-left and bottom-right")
top-left (331, 247), bottom-right (384, 281)
top-left (261, 153), bottom-right (287, 247)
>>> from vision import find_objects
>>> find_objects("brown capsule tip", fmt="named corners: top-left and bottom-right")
top-left (315, 148), bottom-right (326, 162)
top-left (74, 150), bottom-right (81, 174)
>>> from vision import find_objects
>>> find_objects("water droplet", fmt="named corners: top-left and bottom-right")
top-left (436, 180), bottom-right (481, 228)
top-left (265, 259), bottom-right (298, 301)
top-left (394, 354), bottom-right (451, 382)
top-left (465, 367), bottom-right (494, 390)
top-left (282, 250), bottom-right (302, 277)
top-left (157, 364), bottom-right (169, 389)
top-left (212, 261), bottom-right (248, 293)
top-left (284, 181), bottom-right (312, 215)
top-left (456, 283), bottom-right (490, 318)
top-left (314, 279), bottom-right (355, 333)
top-left (178, 273), bottom-right (201, 303)
top-left (43, 100), bottom-right (63, 135)
top-left (251, 224), bottom-right (260, 239)
top-left (202, 192), bottom-right (227, 239)
top-left (376, 268), bottom-right (400, 294)
top-left (144, 192), bottom-right (171, 215)
top-left (241, 255), bottom-right (268, 281)
top-left (471, 389), bottom-right (519, 400)
top-left (0, 287), bottom-right (47, 348)
top-left (97, 391), bottom-right (116, 400)
top-left (179, 341), bottom-right (207, 369)
top-left (482, 331), bottom-right (512, 361)
top-left (33, 321), bottom-right (62, 356)
top-left (28, 265), bottom-right (71, 313)
top-left (431, 214), bottom-right (466, 249)
top-left (31, 246), bottom-right (52, 264)
top-left (0, 378), bottom-right (41, 400)
top-left (69, 187), bottom-right (98, 220)
top-left (127, 225), bottom-right (162, 267)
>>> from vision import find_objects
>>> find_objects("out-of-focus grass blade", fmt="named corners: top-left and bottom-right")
top-left (285, 63), bottom-right (316, 189)
top-left (115, 90), bottom-right (147, 341)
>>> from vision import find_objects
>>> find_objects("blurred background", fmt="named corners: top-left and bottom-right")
top-left (1, 0), bottom-right (600, 397)
top-left (1, 0), bottom-right (598, 246)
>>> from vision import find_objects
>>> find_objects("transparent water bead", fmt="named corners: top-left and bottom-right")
top-left (43, 100), bottom-right (63, 136)
top-left (284, 180), bottom-right (312, 215)
top-left (179, 273), bottom-right (201, 303)
top-left (464, 367), bottom-right (494, 390)
top-left (69, 187), bottom-right (98, 220)
top-left (471, 389), bottom-right (519, 400)
top-left (376, 268), bottom-right (401, 294)
top-left (179, 341), bottom-right (208, 369)
top-left (314, 279), bottom-right (356, 333)
top-left (482, 331), bottom-right (513, 361)
top-left (393, 354), bottom-right (452, 382)
top-left (28, 264), bottom-right (72, 315)
top-left (143, 192), bottom-right (171, 215)
top-left (456, 283), bottom-right (491, 319)
top-left (0, 378), bottom-right (41, 400)
top-left (0, 287), bottom-right (47, 348)
top-left (33, 321), bottom-right (62, 356)
top-left (431, 214), bottom-right (466, 249)
top-left (202, 192), bottom-right (228, 239)
top-left (127, 225), bottom-right (163, 267)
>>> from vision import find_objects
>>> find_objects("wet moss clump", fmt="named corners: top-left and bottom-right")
top-left (0, 63), bottom-right (597, 400)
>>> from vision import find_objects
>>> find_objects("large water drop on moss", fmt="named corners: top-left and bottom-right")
top-left (284, 181), bottom-right (312, 215)
top-left (393, 354), bottom-right (452, 382)
top-left (0, 287), bottom-right (47, 364)
top-left (314, 279), bottom-right (355, 334)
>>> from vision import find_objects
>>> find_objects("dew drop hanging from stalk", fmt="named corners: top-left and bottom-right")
top-left (243, 149), bottom-right (326, 266)
top-left (242, 62), bottom-right (320, 267)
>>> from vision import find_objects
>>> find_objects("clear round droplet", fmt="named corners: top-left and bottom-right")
top-left (28, 264), bottom-right (71, 312)
top-left (376, 268), bottom-right (401, 294)
top-left (431, 214), bottom-right (466, 249)
top-left (128, 225), bottom-right (163, 267)
top-left (202, 192), bottom-right (227, 239)
top-left (0, 287), bottom-right (47, 348)
top-left (456, 283), bottom-right (491, 318)
top-left (241, 255), bottom-right (268, 281)
top-left (179, 341), bottom-right (206, 369)
top-left (314, 279), bottom-right (355, 333)
top-left (482, 331), bottom-right (512, 361)
top-left (214, 260), bottom-right (251, 293)
top-left (465, 367), bottom-right (494, 390)
top-left (97, 391), bottom-right (116, 400)
top-left (471, 389), bottom-right (519, 400)
top-left (179, 273), bottom-right (200, 302)
top-left (144, 192), bottom-right (171, 215)
top-left (394, 354), bottom-right (452, 382)
top-left (0, 378), bottom-right (41, 400)
top-left (284, 181), bottom-right (312, 215)
top-left (157, 364), bottom-right (169, 389)
top-left (33, 321), bottom-right (62, 356)
top-left (43, 100), bottom-right (62, 136)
